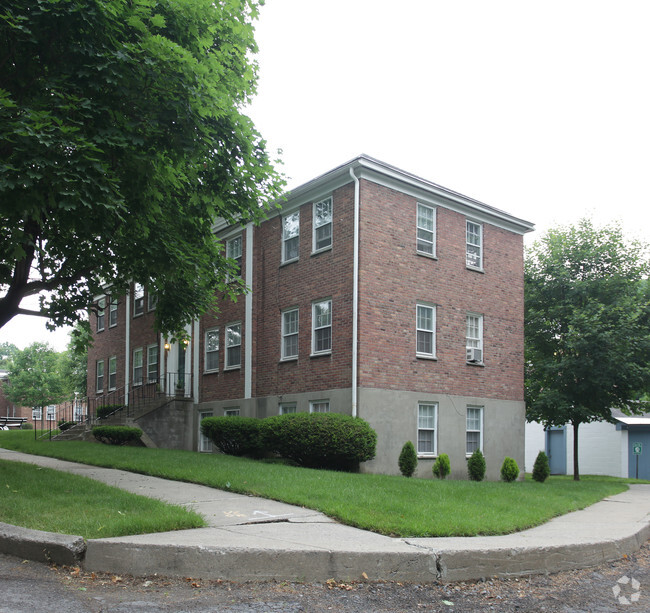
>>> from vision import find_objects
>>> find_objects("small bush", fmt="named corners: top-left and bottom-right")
top-left (433, 453), bottom-right (451, 479)
top-left (261, 412), bottom-right (377, 471)
top-left (92, 426), bottom-right (143, 446)
top-left (200, 417), bottom-right (265, 458)
top-left (500, 456), bottom-right (519, 482)
top-left (532, 450), bottom-right (551, 483)
top-left (58, 420), bottom-right (77, 432)
top-left (21, 423), bottom-right (33, 430)
top-left (96, 405), bottom-right (126, 419)
top-left (398, 441), bottom-right (417, 477)
top-left (467, 448), bottom-right (486, 481)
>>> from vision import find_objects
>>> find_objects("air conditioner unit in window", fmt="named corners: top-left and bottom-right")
top-left (467, 347), bottom-right (482, 363)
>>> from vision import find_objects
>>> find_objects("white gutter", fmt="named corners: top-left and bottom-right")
top-left (244, 222), bottom-right (254, 399)
top-left (349, 167), bottom-right (360, 417)
top-left (193, 319), bottom-right (200, 402)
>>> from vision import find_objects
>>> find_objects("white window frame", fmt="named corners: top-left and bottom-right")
top-left (282, 211), bottom-right (300, 263)
top-left (133, 283), bottom-right (144, 317)
top-left (108, 298), bottom-right (118, 328)
top-left (32, 407), bottom-right (42, 421)
top-left (310, 400), bottom-right (330, 413)
top-left (96, 298), bottom-right (105, 332)
top-left (226, 235), bottom-right (243, 278)
top-left (46, 405), bottom-right (56, 421)
top-left (466, 220), bottom-right (483, 270)
top-left (224, 407), bottom-right (240, 417)
top-left (466, 313), bottom-right (484, 364)
top-left (279, 402), bottom-right (297, 415)
top-left (147, 292), bottom-right (157, 312)
top-left (147, 344), bottom-right (158, 383)
top-left (205, 327), bottom-right (219, 373)
top-left (313, 197), bottom-right (332, 252)
top-left (312, 299), bottom-right (332, 355)
top-left (133, 347), bottom-right (143, 386)
top-left (466, 406), bottom-right (484, 455)
top-left (96, 360), bottom-right (104, 393)
top-left (416, 303), bottom-right (436, 358)
top-left (417, 402), bottom-right (438, 456)
top-left (281, 308), bottom-right (299, 360)
top-left (108, 355), bottom-right (117, 391)
top-left (416, 203), bottom-right (436, 256)
top-left (225, 322), bottom-right (242, 369)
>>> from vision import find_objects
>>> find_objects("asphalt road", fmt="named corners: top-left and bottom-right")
top-left (1, 544), bottom-right (649, 612)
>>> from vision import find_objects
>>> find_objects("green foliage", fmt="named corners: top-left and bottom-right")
top-left (4, 342), bottom-right (67, 409)
top-left (433, 453), bottom-right (451, 480)
top-left (467, 449), bottom-right (486, 481)
top-left (0, 342), bottom-right (17, 369)
top-left (500, 457), bottom-right (519, 482)
top-left (60, 320), bottom-right (91, 396)
top-left (92, 426), bottom-right (143, 446)
top-left (57, 419), bottom-right (77, 432)
top-left (96, 405), bottom-right (126, 419)
top-left (525, 219), bottom-right (650, 479)
top-left (261, 413), bottom-right (377, 471)
top-left (532, 451), bottom-right (551, 483)
top-left (201, 416), bottom-right (264, 458)
top-left (0, 0), bottom-right (284, 333)
top-left (398, 441), bottom-right (417, 477)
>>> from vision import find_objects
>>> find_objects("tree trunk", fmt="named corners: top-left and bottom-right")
top-left (572, 421), bottom-right (580, 481)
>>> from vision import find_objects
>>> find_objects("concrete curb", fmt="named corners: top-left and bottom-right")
top-left (0, 522), bottom-right (86, 566)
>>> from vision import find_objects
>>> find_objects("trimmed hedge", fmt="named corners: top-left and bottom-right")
top-left (433, 453), bottom-right (451, 480)
top-left (92, 426), bottom-right (143, 446)
top-left (96, 404), bottom-right (126, 419)
top-left (500, 456), bottom-right (519, 482)
top-left (200, 417), bottom-right (264, 458)
top-left (467, 448), bottom-right (486, 481)
top-left (57, 420), bottom-right (77, 432)
top-left (532, 450), bottom-right (551, 483)
top-left (261, 412), bottom-right (377, 471)
top-left (398, 441), bottom-right (417, 477)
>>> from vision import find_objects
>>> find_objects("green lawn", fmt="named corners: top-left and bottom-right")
top-left (0, 430), bottom-right (641, 538)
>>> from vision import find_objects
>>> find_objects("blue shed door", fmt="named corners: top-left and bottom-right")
top-left (628, 428), bottom-right (650, 480)
top-left (546, 427), bottom-right (567, 475)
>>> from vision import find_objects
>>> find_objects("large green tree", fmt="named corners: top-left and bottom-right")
top-left (4, 342), bottom-right (67, 416)
top-left (0, 0), bottom-right (283, 334)
top-left (525, 219), bottom-right (650, 480)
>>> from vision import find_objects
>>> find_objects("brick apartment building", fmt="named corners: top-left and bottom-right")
top-left (86, 155), bottom-right (534, 478)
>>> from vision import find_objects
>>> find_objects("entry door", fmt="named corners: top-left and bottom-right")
top-left (547, 427), bottom-right (567, 475)
top-left (628, 428), bottom-right (650, 480)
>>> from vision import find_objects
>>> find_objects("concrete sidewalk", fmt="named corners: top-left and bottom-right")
top-left (1, 448), bottom-right (649, 582)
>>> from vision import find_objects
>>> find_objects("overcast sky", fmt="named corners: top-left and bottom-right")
top-left (2, 0), bottom-right (648, 353)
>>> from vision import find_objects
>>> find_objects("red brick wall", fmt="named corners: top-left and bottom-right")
top-left (356, 180), bottom-right (524, 401)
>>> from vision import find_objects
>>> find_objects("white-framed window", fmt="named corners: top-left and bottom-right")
top-left (224, 407), bottom-right (240, 417)
top-left (416, 203), bottom-right (436, 256)
top-left (147, 292), bottom-right (157, 311)
top-left (310, 400), bottom-right (330, 413)
top-left (281, 308), bottom-right (299, 360)
top-left (282, 211), bottom-right (300, 263)
top-left (96, 360), bottom-right (104, 393)
top-left (199, 411), bottom-right (213, 452)
top-left (32, 407), bottom-right (42, 420)
top-left (226, 235), bottom-right (243, 278)
top-left (96, 298), bottom-right (105, 332)
top-left (133, 347), bottom-right (143, 386)
top-left (280, 402), bottom-right (297, 415)
top-left (466, 406), bottom-right (484, 455)
top-left (313, 197), bottom-right (332, 252)
top-left (205, 327), bottom-right (219, 372)
top-left (109, 298), bottom-right (118, 327)
top-left (466, 313), bottom-right (484, 364)
top-left (466, 221), bottom-right (483, 269)
top-left (417, 402), bottom-right (438, 456)
top-left (108, 356), bottom-right (117, 391)
top-left (46, 405), bottom-right (56, 421)
top-left (312, 299), bottom-right (332, 354)
top-left (133, 283), bottom-right (144, 316)
top-left (416, 303), bottom-right (436, 357)
top-left (225, 323), bottom-right (241, 369)
top-left (147, 345), bottom-right (158, 383)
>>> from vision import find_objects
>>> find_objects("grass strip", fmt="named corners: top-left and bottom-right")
top-left (0, 430), bottom-right (635, 537)
top-left (0, 458), bottom-right (205, 539)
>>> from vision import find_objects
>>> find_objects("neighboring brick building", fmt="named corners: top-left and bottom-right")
top-left (86, 155), bottom-right (534, 478)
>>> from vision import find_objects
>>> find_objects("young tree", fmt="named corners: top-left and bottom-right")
top-left (0, 0), bottom-right (284, 335)
top-left (4, 342), bottom-right (67, 419)
top-left (525, 219), bottom-right (650, 480)
top-left (60, 321), bottom-right (92, 396)
top-left (0, 342), bottom-right (17, 369)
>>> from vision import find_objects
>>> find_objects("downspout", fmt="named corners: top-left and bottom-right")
top-left (349, 167), bottom-right (360, 418)
top-left (125, 289), bottom-right (131, 405)
top-left (193, 319), bottom-right (200, 402)
top-left (244, 222), bottom-right (254, 400)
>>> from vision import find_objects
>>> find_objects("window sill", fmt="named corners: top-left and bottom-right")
top-left (416, 251), bottom-right (437, 260)
top-left (280, 258), bottom-right (299, 267)
top-left (417, 454), bottom-right (437, 460)
top-left (466, 265), bottom-right (484, 273)
top-left (280, 357), bottom-right (298, 363)
top-left (310, 351), bottom-right (332, 358)
top-left (224, 365), bottom-right (241, 371)
top-left (133, 313), bottom-right (144, 318)
top-left (203, 369), bottom-right (219, 375)
top-left (311, 245), bottom-right (332, 257)
top-left (416, 354), bottom-right (437, 360)
top-left (466, 361), bottom-right (485, 367)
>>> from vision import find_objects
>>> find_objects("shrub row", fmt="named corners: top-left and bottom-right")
top-left (57, 420), bottom-right (77, 432)
top-left (96, 404), bottom-right (127, 419)
top-left (92, 426), bottom-right (143, 446)
top-left (201, 413), bottom-right (377, 471)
